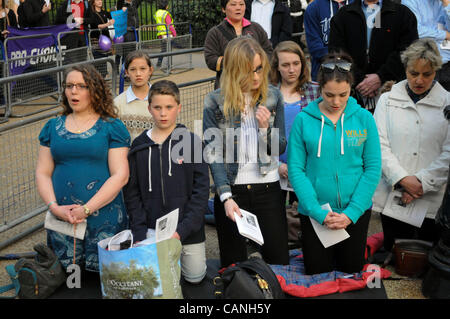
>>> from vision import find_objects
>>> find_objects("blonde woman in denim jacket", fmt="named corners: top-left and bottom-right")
top-left (203, 37), bottom-right (289, 267)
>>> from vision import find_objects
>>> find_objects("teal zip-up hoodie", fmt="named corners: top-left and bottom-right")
top-left (287, 96), bottom-right (381, 225)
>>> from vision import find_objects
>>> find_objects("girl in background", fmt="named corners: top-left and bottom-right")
top-left (269, 40), bottom-right (320, 206)
top-left (114, 50), bottom-right (154, 142)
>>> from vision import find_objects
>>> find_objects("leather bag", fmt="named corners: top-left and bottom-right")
top-left (393, 239), bottom-right (433, 277)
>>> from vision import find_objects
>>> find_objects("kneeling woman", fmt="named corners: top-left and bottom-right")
top-left (287, 52), bottom-right (382, 275)
top-left (203, 37), bottom-right (289, 267)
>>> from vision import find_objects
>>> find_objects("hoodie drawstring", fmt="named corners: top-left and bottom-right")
top-left (148, 146), bottom-right (152, 192)
top-left (317, 113), bottom-right (345, 157)
top-left (340, 113), bottom-right (345, 155)
top-left (147, 135), bottom-right (174, 193)
top-left (168, 138), bottom-right (172, 177)
top-left (317, 115), bottom-right (325, 158)
top-left (341, 113), bottom-right (345, 155)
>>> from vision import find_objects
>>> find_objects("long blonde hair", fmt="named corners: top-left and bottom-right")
top-left (220, 37), bottom-right (269, 119)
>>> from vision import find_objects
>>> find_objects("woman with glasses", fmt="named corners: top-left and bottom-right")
top-left (203, 37), bottom-right (289, 267)
top-left (372, 38), bottom-right (450, 251)
top-left (287, 52), bottom-right (381, 275)
top-left (36, 64), bottom-right (130, 273)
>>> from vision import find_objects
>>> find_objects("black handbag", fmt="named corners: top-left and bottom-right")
top-left (213, 257), bottom-right (285, 299)
top-left (0, 243), bottom-right (67, 299)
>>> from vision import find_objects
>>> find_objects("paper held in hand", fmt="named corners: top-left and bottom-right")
top-left (382, 190), bottom-right (429, 228)
top-left (44, 211), bottom-right (87, 240)
top-left (309, 203), bottom-right (350, 248)
top-left (234, 209), bottom-right (264, 246)
top-left (155, 208), bottom-right (179, 243)
top-left (280, 176), bottom-right (294, 192)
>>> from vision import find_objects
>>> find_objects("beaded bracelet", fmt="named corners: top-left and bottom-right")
top-left (47, 200), bottom-right (57, 209)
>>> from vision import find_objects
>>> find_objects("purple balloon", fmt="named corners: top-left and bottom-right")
top-left (113, 36), bottom-right (124, 44)
top-left (98, 35), bottom-right (112, 51)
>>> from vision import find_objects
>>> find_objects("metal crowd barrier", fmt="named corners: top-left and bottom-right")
top-left (166, 22), bottom-right (193, 74)
top-left (139, 23), bottom-right (171, 74)
top-left (138, 23), bottom-right (193, 75)
top-left (57, 30), bottom-right (90, 67)
top-left (113, 27), bottom-right (139, 73)
top-left (0, 22), bottom-right (193, 124)
top-left (0, 75), bottom-right (213, 250)
top-left (4, 33), bottom-right (61, 118)
top-left (0, 42), bottom-right (6, 124)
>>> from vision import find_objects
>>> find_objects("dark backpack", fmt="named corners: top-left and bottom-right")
top-left (213, 257), bottom-right (285, 299)
top-left (0, 244), bottom-right (66, 299)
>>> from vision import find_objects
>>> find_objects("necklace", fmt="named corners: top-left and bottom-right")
top-left (71, 113), bottom-right (97, 133)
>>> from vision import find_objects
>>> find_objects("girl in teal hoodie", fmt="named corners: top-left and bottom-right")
top-left (287, 52), bottom-right (381, 275)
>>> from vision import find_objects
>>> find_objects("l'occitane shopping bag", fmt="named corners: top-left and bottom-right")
top-left (98, 230), bottom-right (182, 299)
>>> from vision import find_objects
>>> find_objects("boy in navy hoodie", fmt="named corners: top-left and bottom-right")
top-left (124, 80), bottom-right (209, 284)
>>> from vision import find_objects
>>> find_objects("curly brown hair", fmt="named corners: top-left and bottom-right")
top-left (61, 64), bottom-right (118, 119)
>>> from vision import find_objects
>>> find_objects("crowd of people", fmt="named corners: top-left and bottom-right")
top-left (27, 0), bottom-right (450, 296)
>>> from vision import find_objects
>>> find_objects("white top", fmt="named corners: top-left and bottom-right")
top-left (126, 84), bottom-right (150, 103)
top-left (234, 95), bottom-right (279, 185)
top-left (251, 0), bottom-right (275, 39)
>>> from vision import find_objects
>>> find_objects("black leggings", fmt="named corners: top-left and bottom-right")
top-left (299, 210), bottom-right (371, 275)
top-left (214, 181), bottom-right (289, 268)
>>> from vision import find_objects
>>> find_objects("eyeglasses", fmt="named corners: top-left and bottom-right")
top-left (64, 83), bottom-right (89, 90)
top-left (321, 61), bottom-right (352, 73)
top-left (253, 65), bottom-right (263, 75)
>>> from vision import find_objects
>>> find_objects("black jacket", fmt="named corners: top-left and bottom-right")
top-left (124, 124), bottom-right (209, 244)
top-left (19, 0), bottom-right (50, 28)
top-left (116, 0), bottom-right (150, 28)
top-left (244, 0), bottom-right (292, 48)
top-left (328, 0), bottom-right (418, 86)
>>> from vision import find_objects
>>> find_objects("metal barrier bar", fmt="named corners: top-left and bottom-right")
top-left (0, 57), bottom-right (117, 99)
top-left (167, 22), bottom-right (193, 73)
top-left (0, 42), bottom-right (6, 124)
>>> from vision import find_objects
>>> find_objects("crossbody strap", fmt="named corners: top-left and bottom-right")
top-left (217, 24), bottom-right (236, 42)
top-left (0, 265), bottom-right (20, 299)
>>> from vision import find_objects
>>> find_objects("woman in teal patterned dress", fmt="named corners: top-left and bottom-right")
top-left (36, 64), bottom-right (130, 272)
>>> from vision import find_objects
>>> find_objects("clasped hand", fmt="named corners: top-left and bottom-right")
top-left (356, 73), bottom-right (381, 97)
top-left (51, 204), bottom-right (86, 224)
top-left (323, 212), bottom-right (351, 230)
top-left (399, 175), bottom-right (423, 205)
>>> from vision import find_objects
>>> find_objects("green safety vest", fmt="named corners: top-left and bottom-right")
top-left (154, 9), bottom-right (173, 37)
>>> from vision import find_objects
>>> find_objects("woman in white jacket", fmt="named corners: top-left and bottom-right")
top-left (373, 38), bottom-right (450, 251)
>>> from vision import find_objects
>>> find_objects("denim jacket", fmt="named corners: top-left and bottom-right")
top-left (203, 84), bottom-right (286, 197)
